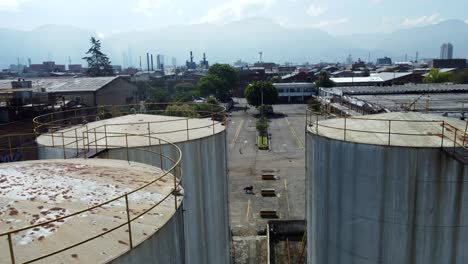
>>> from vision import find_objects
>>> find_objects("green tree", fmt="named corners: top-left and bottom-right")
top-left (151, 87), bottom-right (169, 103)
top-left (82, 37), bottom-right (114, 77)
top-left (271, 76), bottom-right (282, 83)
top-left (424, 68), bottom-right (453, 83)
top-left (452, 69), bottom-right (468, 84)
top-left (197, 75), bottom-right (230, 101)
top-left (208, 64), bottom-right (240, 92)
top-left (174, 82), bottom-right (195, 92)
top-left (315, 71), bottom-right (334, 88)
top-left (244, 81), bottom-right (278, 107)
top-left (171, 82), bottom-right (198, 102)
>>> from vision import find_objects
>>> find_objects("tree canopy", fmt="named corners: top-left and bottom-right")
top-left (82, 37), bottom-right (114, 77)
top-left (315, 71), bottom-right (335, 88)
top-left (423, 68), bottom-right (453, 83)
top-left (452, 69), bottom-right (468, 84)
top-left (244, 81), bottom-right (278, 107)
top-left (208, 64), bottom-right (240, 92)
top-left (196, 75), bottom-right (230, 102)
top-left (271, 76), bottom-right (282, 83)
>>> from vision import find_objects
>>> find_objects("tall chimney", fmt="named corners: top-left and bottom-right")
top-left (146, 53), bottom-right (150, 71)
top-left (151, 54), bottom-right (154, 71)
top-left (190, 51), bottom-right (193, 63)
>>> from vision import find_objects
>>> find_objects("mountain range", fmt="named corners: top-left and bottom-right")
top-left (0, 18), bottom-right (467, 69)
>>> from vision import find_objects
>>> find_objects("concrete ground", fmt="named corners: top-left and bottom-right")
top-left (227, 99), bottom-right (312, 264)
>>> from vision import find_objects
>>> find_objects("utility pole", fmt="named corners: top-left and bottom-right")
top-left (261, 87), bottom-right (264, 120)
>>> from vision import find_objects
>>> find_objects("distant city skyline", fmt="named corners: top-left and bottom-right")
top-left (0, 0), bottom-right (467, 35)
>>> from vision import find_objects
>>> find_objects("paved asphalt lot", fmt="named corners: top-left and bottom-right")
top-left (228, 99), bottom-right (312, 263)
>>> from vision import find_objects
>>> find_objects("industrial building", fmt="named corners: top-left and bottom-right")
top-left (33, 104), bottom-right (230, 264)
top-left (319, 84), bottom-right (468, 116)
top-left (273, 83), bottom-right (315, 103)
top-left (0, 77), bottom-right (138, 107)
top-left (306, 111), bottom-right (468, 264)
top-left (329, 72), bottom-right (422, 87)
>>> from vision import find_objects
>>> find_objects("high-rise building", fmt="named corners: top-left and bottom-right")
top-left (440, 43), bottom-right (454, 59)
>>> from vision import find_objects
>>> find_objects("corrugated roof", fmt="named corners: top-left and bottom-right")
top-left (273, 83), bottom-right (314, 88)
top-left (0, 77), bottom-right (119, 92)
top-left (331, 72), bottom-right (413, 83)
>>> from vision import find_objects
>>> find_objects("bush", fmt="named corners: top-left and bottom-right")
top-left (307, 97), bottom-right (321, 112)
top-left (206, 96), bottom-right (220, 105)
top-left (257, 105), bottom-right (274, 115)
top-left (256, 118), bottom-right (268, 137)
top-left (165, 104), bottom-right (199, 118)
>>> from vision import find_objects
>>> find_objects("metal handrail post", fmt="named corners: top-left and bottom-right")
top-left (464, 121), bottom-right (468, 147)
top-left (343, 117), bottom-right (347, 141)
top-left (147, 122), bottom-right (151, 146)
top-left (159, 139), bottom-right (163, 169)
top-left (61, 132), bottom-right (66, 159)
top-left (173, 167), bottom-right (177, 210)
top-left (82, 132), bottom-right (87, 159)
top-left (75, 128), bottom-right (79, 157)
top-left (104, 125), bottom-right (108, 149)
top-left (441, 121), bottom-right (445, 148)
top-left (8, 233), bottom-right (16, 264)
top-left (212, 115), bottom-right (215, 135)
top-left (125, 134), bottom-right (130, 163)
top-left (94, 128), bottom-right (98, 153)
top-left (124, 194), bottom-right (133, 249)
top-left (454, 129), bottom-right (458, 154)
top-left (51, 132), bottom-right (55, 147)
top-left (8, 136), bottom-right (13, 161)
top-left (316, 114), bottom-right (319, 134)
top-left (388, 120), bottom-right (392, 146)
top-left (186, 119), bottom-right (190, 140)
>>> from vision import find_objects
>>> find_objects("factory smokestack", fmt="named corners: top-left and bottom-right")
top-left (151, 54), bottom-right (154, 71)
top-left (146, 53), bottom-right (150, 71)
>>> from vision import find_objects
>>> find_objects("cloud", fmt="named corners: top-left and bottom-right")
top-left (0, 0), bottom-right (31, 11)
top-left (311, 17), bottom-right (348, 28)
top-left (401, 13), bottom-right (442, 28)
top-left (306, 4), bottom-right (326, 17)
top-left (132, 0), bottom-right (171, 18)
top-left (195, 0), bottom-right (275, 24)
top-left (465, 19), bottom-right (468, 24)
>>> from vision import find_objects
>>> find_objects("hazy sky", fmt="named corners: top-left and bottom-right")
top-left (0, 0), bottom-right (467, 35)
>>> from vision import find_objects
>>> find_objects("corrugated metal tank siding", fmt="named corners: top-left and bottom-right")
top-left (306, 132), bottom-right (468, 264)
top-left (109, 204), bottom-right (185, 264)
top-left (101, 131), bottom-right (230, 264)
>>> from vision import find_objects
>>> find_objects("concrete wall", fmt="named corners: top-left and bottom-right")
top-left (96, 78), bottom-right (138, 106)
top-left (306, 132), bottom-right (468, 264)
top-left (109, 204), bottom-right (185, 264)
top-left (100, 131), bottom-right (230, 264)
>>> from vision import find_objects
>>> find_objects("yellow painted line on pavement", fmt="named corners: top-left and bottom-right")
top-left (284, 114), bottom-right (304, 149)
top-left (284, 179), bottom-right (290, 214)
top-left (246, 199), bottom-right (251, 222)
top-left (231, 119), bottom-right (244, 146)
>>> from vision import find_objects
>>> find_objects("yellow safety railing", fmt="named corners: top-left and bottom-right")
top-left (306, 104), bottom-right (468, 151)
top-left (0, 131), bottom-right (183, 264)
top-left (33, 102), bottom-right (226, 135)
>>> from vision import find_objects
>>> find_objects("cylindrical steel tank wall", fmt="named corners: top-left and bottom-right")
top-left (99, 131), bottom-right (230, 264)
top-left (109, 204), bottom-right (185, 264)
top-left (306, 132), bottom-right (468, 264)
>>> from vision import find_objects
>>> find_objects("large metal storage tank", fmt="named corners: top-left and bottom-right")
top-left (306, 112), bottom-right (468, 264)
top-left (35, 110), bottom-right (230, 264)
top-left (0, 157), bottom-right (184, 264)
